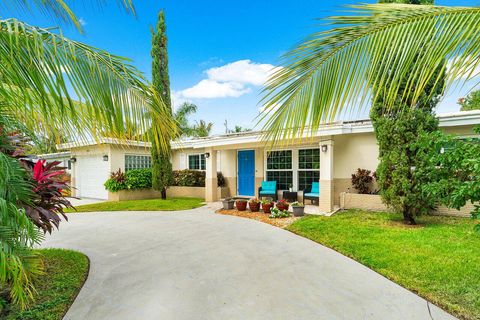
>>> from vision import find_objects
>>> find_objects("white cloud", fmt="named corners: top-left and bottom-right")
top-left (79, 18), bottom-right (87, 26)
top-left (176, 59), bottom-right (276, 100)
top-left (181, 79), bottom-right (251, 99)
top-left (206, 60), bottom-right (274, 86)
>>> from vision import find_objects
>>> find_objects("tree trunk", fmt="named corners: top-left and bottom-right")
top-left (161, 187), bottom-right (167, 200)
top-left (402, 208), bottom-right (416, 225)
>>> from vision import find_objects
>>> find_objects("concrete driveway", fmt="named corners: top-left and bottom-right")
top-left (42, 206), bottom-right (456, 320)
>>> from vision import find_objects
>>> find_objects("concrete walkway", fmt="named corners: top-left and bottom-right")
top-left (42, 206), bottom-right (456, 320)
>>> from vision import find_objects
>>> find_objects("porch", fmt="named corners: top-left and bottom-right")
top-left (202, 137), bottom-right (336, 213)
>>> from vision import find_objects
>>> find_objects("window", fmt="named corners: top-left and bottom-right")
top-left (125, 155), bottom-right (152, 171)
top-left (266, 150), bottom-right (293, 190)
top-left (298, 149), bottom-right (320, 190)
top-left (188, 154), bottom-right (205, 170)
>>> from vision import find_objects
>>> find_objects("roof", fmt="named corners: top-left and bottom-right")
top-left (57, 110), bottom-right (480, 151)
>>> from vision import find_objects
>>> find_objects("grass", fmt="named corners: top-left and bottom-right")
top-left (4, 249), bottom-right (89, 320)
top-left (65, 197), bottom-right (205, 212)
top-left (287, 210), bottom-right (480, 320)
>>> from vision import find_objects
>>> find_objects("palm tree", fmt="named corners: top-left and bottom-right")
top-left (0, 0), bottom-right (175, 308)
top-left (192, 120), bottom-right (214, 137)
top-left (261, 4), bottom-right (480, 141)
top-left (174, 102), bottom-right (198, 136)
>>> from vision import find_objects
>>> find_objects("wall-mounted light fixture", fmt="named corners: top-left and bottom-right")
top-left (70, 157), bottom-right (77, 163)
top-left (103, 154), bottom-right (109, 161)
top-left (321, 145), bottom-right (328, 153)
top-left (204, 152), bottom-right (210, 159)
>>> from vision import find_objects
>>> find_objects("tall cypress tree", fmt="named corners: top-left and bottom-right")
top-left (371, 0), bottom-right (445, 224)
top-left (151, 10), bottom-right (172, 198)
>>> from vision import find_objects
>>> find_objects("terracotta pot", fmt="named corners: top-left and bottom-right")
top-left (262, 203), bottom-right (274, 213)
top-left (236, 200), bottom-right (248, 211)
top-left (249, 202), bottom-right (260, 212)
top-left (276, 202), bottom-right (289, 211)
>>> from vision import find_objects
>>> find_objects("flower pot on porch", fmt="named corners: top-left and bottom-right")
top-left (222, 199), bottom-right (235, 210)
top-left (236, 200), bottom-right (248, 211)
top-left (276, 199), bottom-right (289, 211)
top-left (261, 202), bottom-right (274, 214)
top-left (292, 205), bottom-right (305, 217)
top-left (249, 201), bottom-right (260, 212)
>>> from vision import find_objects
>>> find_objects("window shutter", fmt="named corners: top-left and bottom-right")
top-left (179, 153), bottom-right (187, 170)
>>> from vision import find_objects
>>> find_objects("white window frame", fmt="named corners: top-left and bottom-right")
top-left (264, 146), bottom-right (320, 191)
top-left (188, 153), bottom-right (206, 171)
top-left (297, 148), bottom-right (320, 191)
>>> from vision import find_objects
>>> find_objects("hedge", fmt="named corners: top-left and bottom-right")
top-left (104, 168), bottom-right (225, 192)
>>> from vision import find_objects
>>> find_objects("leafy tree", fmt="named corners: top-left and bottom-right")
top-left (150, 10), bottom-right (173, 198)
top-left (233, 125), bottom-right (252, 133)
top-left (261, 3), bottom-right (480, 222)
top-left (192, 120), bottom-right (214, 137)
top-left (174, 102), bottom-right (198, 137)
top-left (369, 0), bottom-right (445, 224)
top-left (415, 130), bottom-right (480, 231)
top-left (458, 90), bottom-right (480, 111)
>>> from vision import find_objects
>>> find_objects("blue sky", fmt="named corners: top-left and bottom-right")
top-left (10, 0), bottom-right (480, 134)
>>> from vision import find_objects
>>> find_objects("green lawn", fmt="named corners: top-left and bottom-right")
top-left (287, 210), bottom-right (480, 320)
top-left (66, 197), bottom-right (205, 212)
top-left (4, 249), bottom-right (89, 320)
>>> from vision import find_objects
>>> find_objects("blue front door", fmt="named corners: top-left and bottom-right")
top-left (238, 150), bottom-right (255, 196)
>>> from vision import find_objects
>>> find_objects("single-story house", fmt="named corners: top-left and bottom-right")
top-left (55, 110), bottom-right (480, 213)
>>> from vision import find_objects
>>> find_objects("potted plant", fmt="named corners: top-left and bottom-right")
top-left (249, 198), bottom-right (260, 212)
top-left (276, 199), bottom-right (289, 211)
top-left (261, 198), bottom-right (274, 213)
top-left (269, 207), bottom-right (291, 219)
top-left (236, 199), bottom-right (248, 211)
top-left (291, 201), bottom-right (305, 217)
top-left (222, 198), bottom-right (235, 210)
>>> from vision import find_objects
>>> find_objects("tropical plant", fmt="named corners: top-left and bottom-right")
top-left (458, 90), bottom-right (480, 111)
top-left (21, 159), bottom-right (73, 233)
top-left (351, 168), bottom-right (374, 194)
top-left (151, 9), bottom-right (173, 199)
top-left (0, 153), bottom-right (43, 308)
top-left (269, 207), bottom-right (290, 219)
top-left (192, 120), bottom-right (214, 137)
top-left (174, 102), bottom-right (198, 136)
top-left (0, 0), bottom-right (174, 308)
top-left (261, 3), bottom-right (480, 142)
top-left (104, 169), bottom-right (152, 192)
top-left (233, 126), bottom-right (252, 133)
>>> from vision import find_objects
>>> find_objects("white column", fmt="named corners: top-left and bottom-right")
top-left (205, 148), bottom-right (218, 202)
top-left (319, 137), bottom-right (334, 212)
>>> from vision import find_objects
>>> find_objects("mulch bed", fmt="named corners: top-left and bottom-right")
top-left (216, 209), bottom-right (300, 228)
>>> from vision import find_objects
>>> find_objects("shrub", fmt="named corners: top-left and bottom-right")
top-left (105, 168), bottom-right (226, 192)
top-left (125, 169), bottom-right (152, 190)
top-left (351, 168), bottom-right (373, 194)
top-left (269, 207), bottom-right (290, 218)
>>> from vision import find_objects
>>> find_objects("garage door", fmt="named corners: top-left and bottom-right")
top-left (76, 155), bottom-right (110, 200)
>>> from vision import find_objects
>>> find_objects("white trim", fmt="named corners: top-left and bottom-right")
top-left (187, 153), bottom-right (206, 171)
top-left (264, 146), bottom-right (320, 191)
top-left (57, 111), bottom-right (480, 151)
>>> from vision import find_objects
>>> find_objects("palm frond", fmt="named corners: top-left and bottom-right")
top-left (0, 19), bottom-right (175, 152)
top-left (0, 0), bottom-right (135, 30)
top-left (260, 4), bottom-right (480, 143)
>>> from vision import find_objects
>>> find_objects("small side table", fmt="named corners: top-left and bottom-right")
top-left (282, 191), bottom-right (298, 202)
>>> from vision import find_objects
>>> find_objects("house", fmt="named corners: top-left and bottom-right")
top-left (36, 151), bottom-right (72, 174)
top-left (56, 110), bottom-right (480, 213)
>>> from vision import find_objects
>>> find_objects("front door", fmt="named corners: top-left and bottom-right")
top-left (237, 150), bottom-right (255, 196)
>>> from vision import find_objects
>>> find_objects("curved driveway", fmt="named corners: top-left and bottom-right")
top-left (42, 206), bottom-right (456, 320)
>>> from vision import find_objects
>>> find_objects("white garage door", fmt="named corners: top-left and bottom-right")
top-left (76, 155), bottom-right (110, 200)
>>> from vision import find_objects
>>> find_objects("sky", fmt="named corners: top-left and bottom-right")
top-left (9, 0), bottom-right (480, 134)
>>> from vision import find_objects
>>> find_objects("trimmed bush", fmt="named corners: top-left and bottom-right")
top-left (105, 168), bottom-right (226, 192)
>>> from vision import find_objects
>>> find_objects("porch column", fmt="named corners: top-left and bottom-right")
top-left (205, 147), bottom-right (218, 202)
top-left (319, 137), bottom-right (334, 213)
